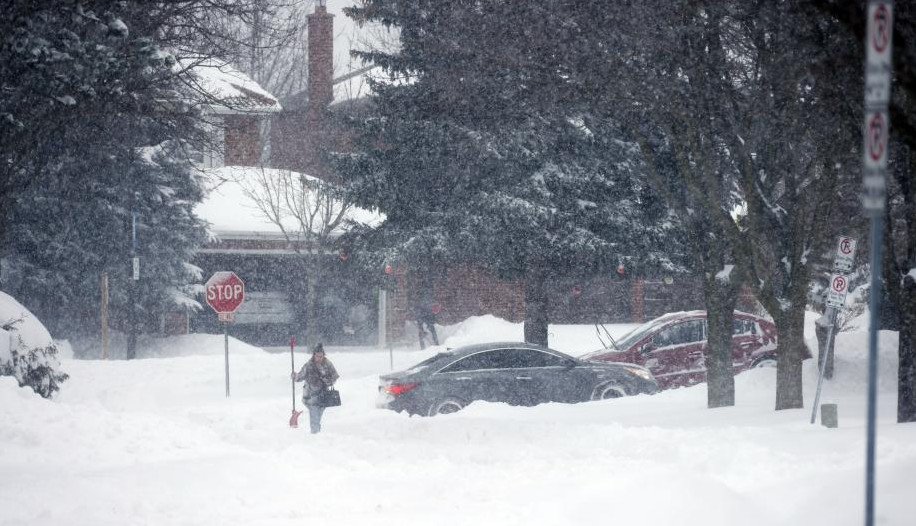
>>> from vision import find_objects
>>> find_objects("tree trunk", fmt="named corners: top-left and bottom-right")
top-left (704, 272), bottom-right (738, 408)
top-left (898, 274), bottom-right (916, 422)
top-left (773, 308), bottom-right (807, 410)
top-left (523, 265), bottom-right (549, 346)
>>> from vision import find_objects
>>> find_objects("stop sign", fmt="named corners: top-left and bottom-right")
top-left (205, 271), bottom-right (245, 314)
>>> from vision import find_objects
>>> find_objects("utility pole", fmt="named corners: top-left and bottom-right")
top-left (127, 199), bottom-right (139, 359)
top-left (101, 272), bottom-right (109, 359)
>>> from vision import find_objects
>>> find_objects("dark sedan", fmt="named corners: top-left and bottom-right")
top-left (377, 342), bottom-right (659, 416)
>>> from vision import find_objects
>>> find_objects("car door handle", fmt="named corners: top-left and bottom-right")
top-left (455, 377), bottom-right (472, 381)
top-left (515, 376), bottom-right (532, 380)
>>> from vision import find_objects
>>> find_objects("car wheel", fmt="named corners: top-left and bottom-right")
top-left (752, 356), bottom-right (777, 368)
top-left (592, 383), bottom-right (627, 400)
top-left (428, 397), bottom-right (466, 416)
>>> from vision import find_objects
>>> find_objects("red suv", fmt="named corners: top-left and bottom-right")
top-left (580, 311), bottom-right (780, 390)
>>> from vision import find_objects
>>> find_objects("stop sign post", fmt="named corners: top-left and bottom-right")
top-left (205, 271), bottom-right (245, 397)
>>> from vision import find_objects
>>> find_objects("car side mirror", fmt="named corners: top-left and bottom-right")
top-left (639, 342), bottom-right (655, 355)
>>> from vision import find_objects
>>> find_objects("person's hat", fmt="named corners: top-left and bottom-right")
top-left (312, 343), bottom-right (325, 354)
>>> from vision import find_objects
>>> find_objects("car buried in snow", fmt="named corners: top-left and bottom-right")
top-left (579, 310), bottom-right (782, 390)
top-left (377, 342), bottom-right (659, 416)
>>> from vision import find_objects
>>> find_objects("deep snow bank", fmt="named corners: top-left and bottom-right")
top-left (1, 312), bottom-right (913, 526)
top-left (0, 291), bottom-right (67, 397)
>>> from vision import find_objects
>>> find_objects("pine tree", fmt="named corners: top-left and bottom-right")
top-left (0, 1), bottom-right (250, 349)
top-left (340, 1), bottom-right (683, 344)
top-left (0, 291), bottom-right (69, 398)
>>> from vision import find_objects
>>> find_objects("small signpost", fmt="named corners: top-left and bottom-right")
top-left (812, 236), bottom-right (858, 427)
top-left (205, 271), bottom-right (245, 397)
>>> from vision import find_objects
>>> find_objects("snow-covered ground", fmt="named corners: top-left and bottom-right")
top-left (1, 314), bottom-right (914, 526)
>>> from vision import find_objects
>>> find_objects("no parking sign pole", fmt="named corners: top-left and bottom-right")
top-left (811, 237), bottom-right (856, 425)
top-left (861, 3), bottom-right (893, 525)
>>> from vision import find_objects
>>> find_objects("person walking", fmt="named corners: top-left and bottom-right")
top-left (291, 343), bottom-right (339, 434)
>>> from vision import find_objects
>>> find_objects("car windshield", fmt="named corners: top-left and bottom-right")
top-left (613, 317), bottom-right (676, 350)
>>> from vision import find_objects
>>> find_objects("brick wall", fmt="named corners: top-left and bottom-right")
top-left (400, 268), bottom-right (708, 329)
top-left (427, 266), bottom-right (525, 324)
top-left (224, 115), bottom-right (261, 166)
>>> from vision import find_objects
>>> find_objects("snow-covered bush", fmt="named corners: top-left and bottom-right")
top-left (0, 291), bottom-right (68, 398)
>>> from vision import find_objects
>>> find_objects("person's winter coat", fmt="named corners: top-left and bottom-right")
top-left (295, 358), bottom-right (339, 405)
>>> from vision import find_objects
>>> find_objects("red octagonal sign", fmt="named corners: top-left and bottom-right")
top-left (205, 271), bottom-right (245, 314)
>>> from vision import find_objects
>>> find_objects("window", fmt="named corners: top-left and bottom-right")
top-left (509, 349), bottom-right (570, 368)
top-left (653, 320), bottom-right (704, 348)
top-left (193, 116), bottom-right (224, 169)
top-left (439, 348), bottom-right (570, 372)
top-left (732, 318), bottom-right (757, 336)
top-left (440, 351), bottom-right (504, 372)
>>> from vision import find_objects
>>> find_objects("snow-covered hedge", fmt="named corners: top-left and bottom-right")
top-left (0, 291), bottom-right (68, 398)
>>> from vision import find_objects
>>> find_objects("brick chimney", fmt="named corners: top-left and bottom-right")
top-left (307, 1), bottom-right (334, 110)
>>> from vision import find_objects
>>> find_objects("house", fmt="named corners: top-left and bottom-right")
top-left (182, 3), bottom-right (386, 346)
top-left (192, 165), bottom-right (382, 346)
top-left (184, 58), bottom-right (283, 169)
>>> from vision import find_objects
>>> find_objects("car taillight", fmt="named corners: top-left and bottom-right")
top-left (384, 382), bottom-right (419, 396)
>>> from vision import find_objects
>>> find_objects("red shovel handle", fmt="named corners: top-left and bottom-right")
top-left (290, 335), bottom-right (299, 428)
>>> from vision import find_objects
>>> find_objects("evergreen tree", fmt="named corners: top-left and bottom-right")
top-left (0, 1), bottom-right (254, 352)
top-left (0, 291), bottom-right (69, 398)
top-left (340, 1), bottom-right (682, 345)
top-left (3, 139), bottom-right (207, 342)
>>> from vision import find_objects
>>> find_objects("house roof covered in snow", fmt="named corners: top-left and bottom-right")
top-left (194, 166), bottom-right (383, 241)
top-left (184, 59), bottom-right (282, 115)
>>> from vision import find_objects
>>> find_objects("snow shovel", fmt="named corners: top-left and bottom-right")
top-left (289, 335), bottom-right (303, 428)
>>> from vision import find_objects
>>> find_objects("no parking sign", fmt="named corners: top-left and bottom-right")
top-left (826, 274), bottom-right (849, 309)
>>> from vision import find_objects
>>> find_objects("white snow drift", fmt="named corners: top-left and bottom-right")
top-left (0, 314), bottom-right (914, 526)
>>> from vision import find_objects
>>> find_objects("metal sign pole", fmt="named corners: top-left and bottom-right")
top-left (224, 321), bottom-right (230, 398)
top-left (865, 219), bottom-right (883, 526)
top-left (205, 272), bottom-right (244, 398)
top-left (861, 3), bottom-right (894, 525)
top-left (810, 307), bottom-right (838, 424)
top-left (378, 288), bottom-right (388, 349)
